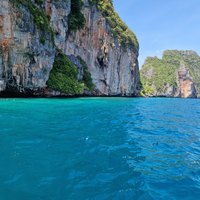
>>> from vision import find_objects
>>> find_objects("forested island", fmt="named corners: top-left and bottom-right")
top-left (140, 50), bottom-right (200, 98)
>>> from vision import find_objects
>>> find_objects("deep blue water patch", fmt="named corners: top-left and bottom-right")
top-left (0, 97), bottom-right (200, 200)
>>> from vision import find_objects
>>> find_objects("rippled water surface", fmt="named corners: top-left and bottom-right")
top-left (0, 97), bottom-right (200, 200)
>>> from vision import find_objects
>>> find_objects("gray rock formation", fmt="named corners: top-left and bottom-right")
top-left (64, 0), bottom-right (140, 96)
top-left (178, 62), bottom-right (196, 98)
top-left (0, 0), bottom-right (140, 97)
top-left (0, 0), bottom-right (70, 95)
top-left (143, 66), bottom-right (154, 80)
top-left (67, 55), bottom-right (84, 82)
top-left (140, 49), bottom-right (200, 98)
top-left (142, 62), bottom-right (197, 98)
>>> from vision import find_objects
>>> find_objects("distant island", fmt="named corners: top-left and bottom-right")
top-left (140, 50), bottom-right (200, 98)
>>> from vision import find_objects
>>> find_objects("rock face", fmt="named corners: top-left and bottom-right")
top-left (0, 0), bottom-right (140, 97)
top-left (140, 50), bottom-right (199, 98)
top-left (0, 0), bottom-right (70, 95)
top-left (67, 55), bottom-right (84, 82)
top-left (178, 62), bottom-right (196, 98)
top-left (154, 63), bottom-right (196, 98)
top-left (64, 0), bottom-right (140, 96)
top-left (143, 66), bottom-right (154, 80)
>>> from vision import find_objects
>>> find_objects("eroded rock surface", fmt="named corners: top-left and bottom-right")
top-left (140, 50), bottom-right (199, 98)
top-left (178, 62), bottom-right (196, 98)
top-left (0, 0), bottom-right (70, 95)
top-left (142, 62), bottom-right (197, 98)
top-left (64, 0), bottom-right (140, 96)
top-left (0, 0), bottom-right (140, 97)
top-left (143, 66), bottom-right (154, 80)
top-left (67, 55), bottom-right (84, 81)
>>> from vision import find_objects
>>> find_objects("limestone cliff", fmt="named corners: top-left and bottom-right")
top-left (0, 0), bottom-right (140, 97)
top-left (178, 62), bottom-right (196, 98)
top-left (140, 50), bottom-right (199, 98)
top-left (0, 0), bottom-right (70, 96)
top-left (64, 0), bottom-right (140, 96)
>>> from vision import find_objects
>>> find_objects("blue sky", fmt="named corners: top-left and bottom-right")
top-left (113, 0), bottom-right (200, 68)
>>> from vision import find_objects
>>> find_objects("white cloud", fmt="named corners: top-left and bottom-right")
top-left (156, 50), bottom-right (161, 54)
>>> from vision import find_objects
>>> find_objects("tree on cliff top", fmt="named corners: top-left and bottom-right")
top-left (70, 0), bottom-right (139, 51)
top-left (88, 0), bottom-right (139, 51)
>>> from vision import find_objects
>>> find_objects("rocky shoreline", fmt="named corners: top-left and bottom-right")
top-left (0, 86), bottom-right (140, 98)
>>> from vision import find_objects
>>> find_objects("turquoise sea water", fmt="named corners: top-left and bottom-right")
top-left (0, 97), bottom-right (200, 200)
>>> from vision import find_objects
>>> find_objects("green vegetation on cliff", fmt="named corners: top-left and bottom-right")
top-left (47, 49), bottom-right (96, 94)
top-left (140, 85), bottom-right (156, 97)
top-left (61, 0), bottom-right (139, 50)
top-left (47, 49), bottom-right (84, 94)
top-left (140, 56), bottom-right (178, 92)
top-left (140, 50), bottom-right (200, 95)
top-left (77, 56), bottom-right (96, 91)
top-left (68, 0), bottom-right (86, 31)
top-left (89, 0), bottom-right (138, 51)
top-left (12, 0), bottom-right (55, 46)
top-left (14, 0), bottom-right (138, 50)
